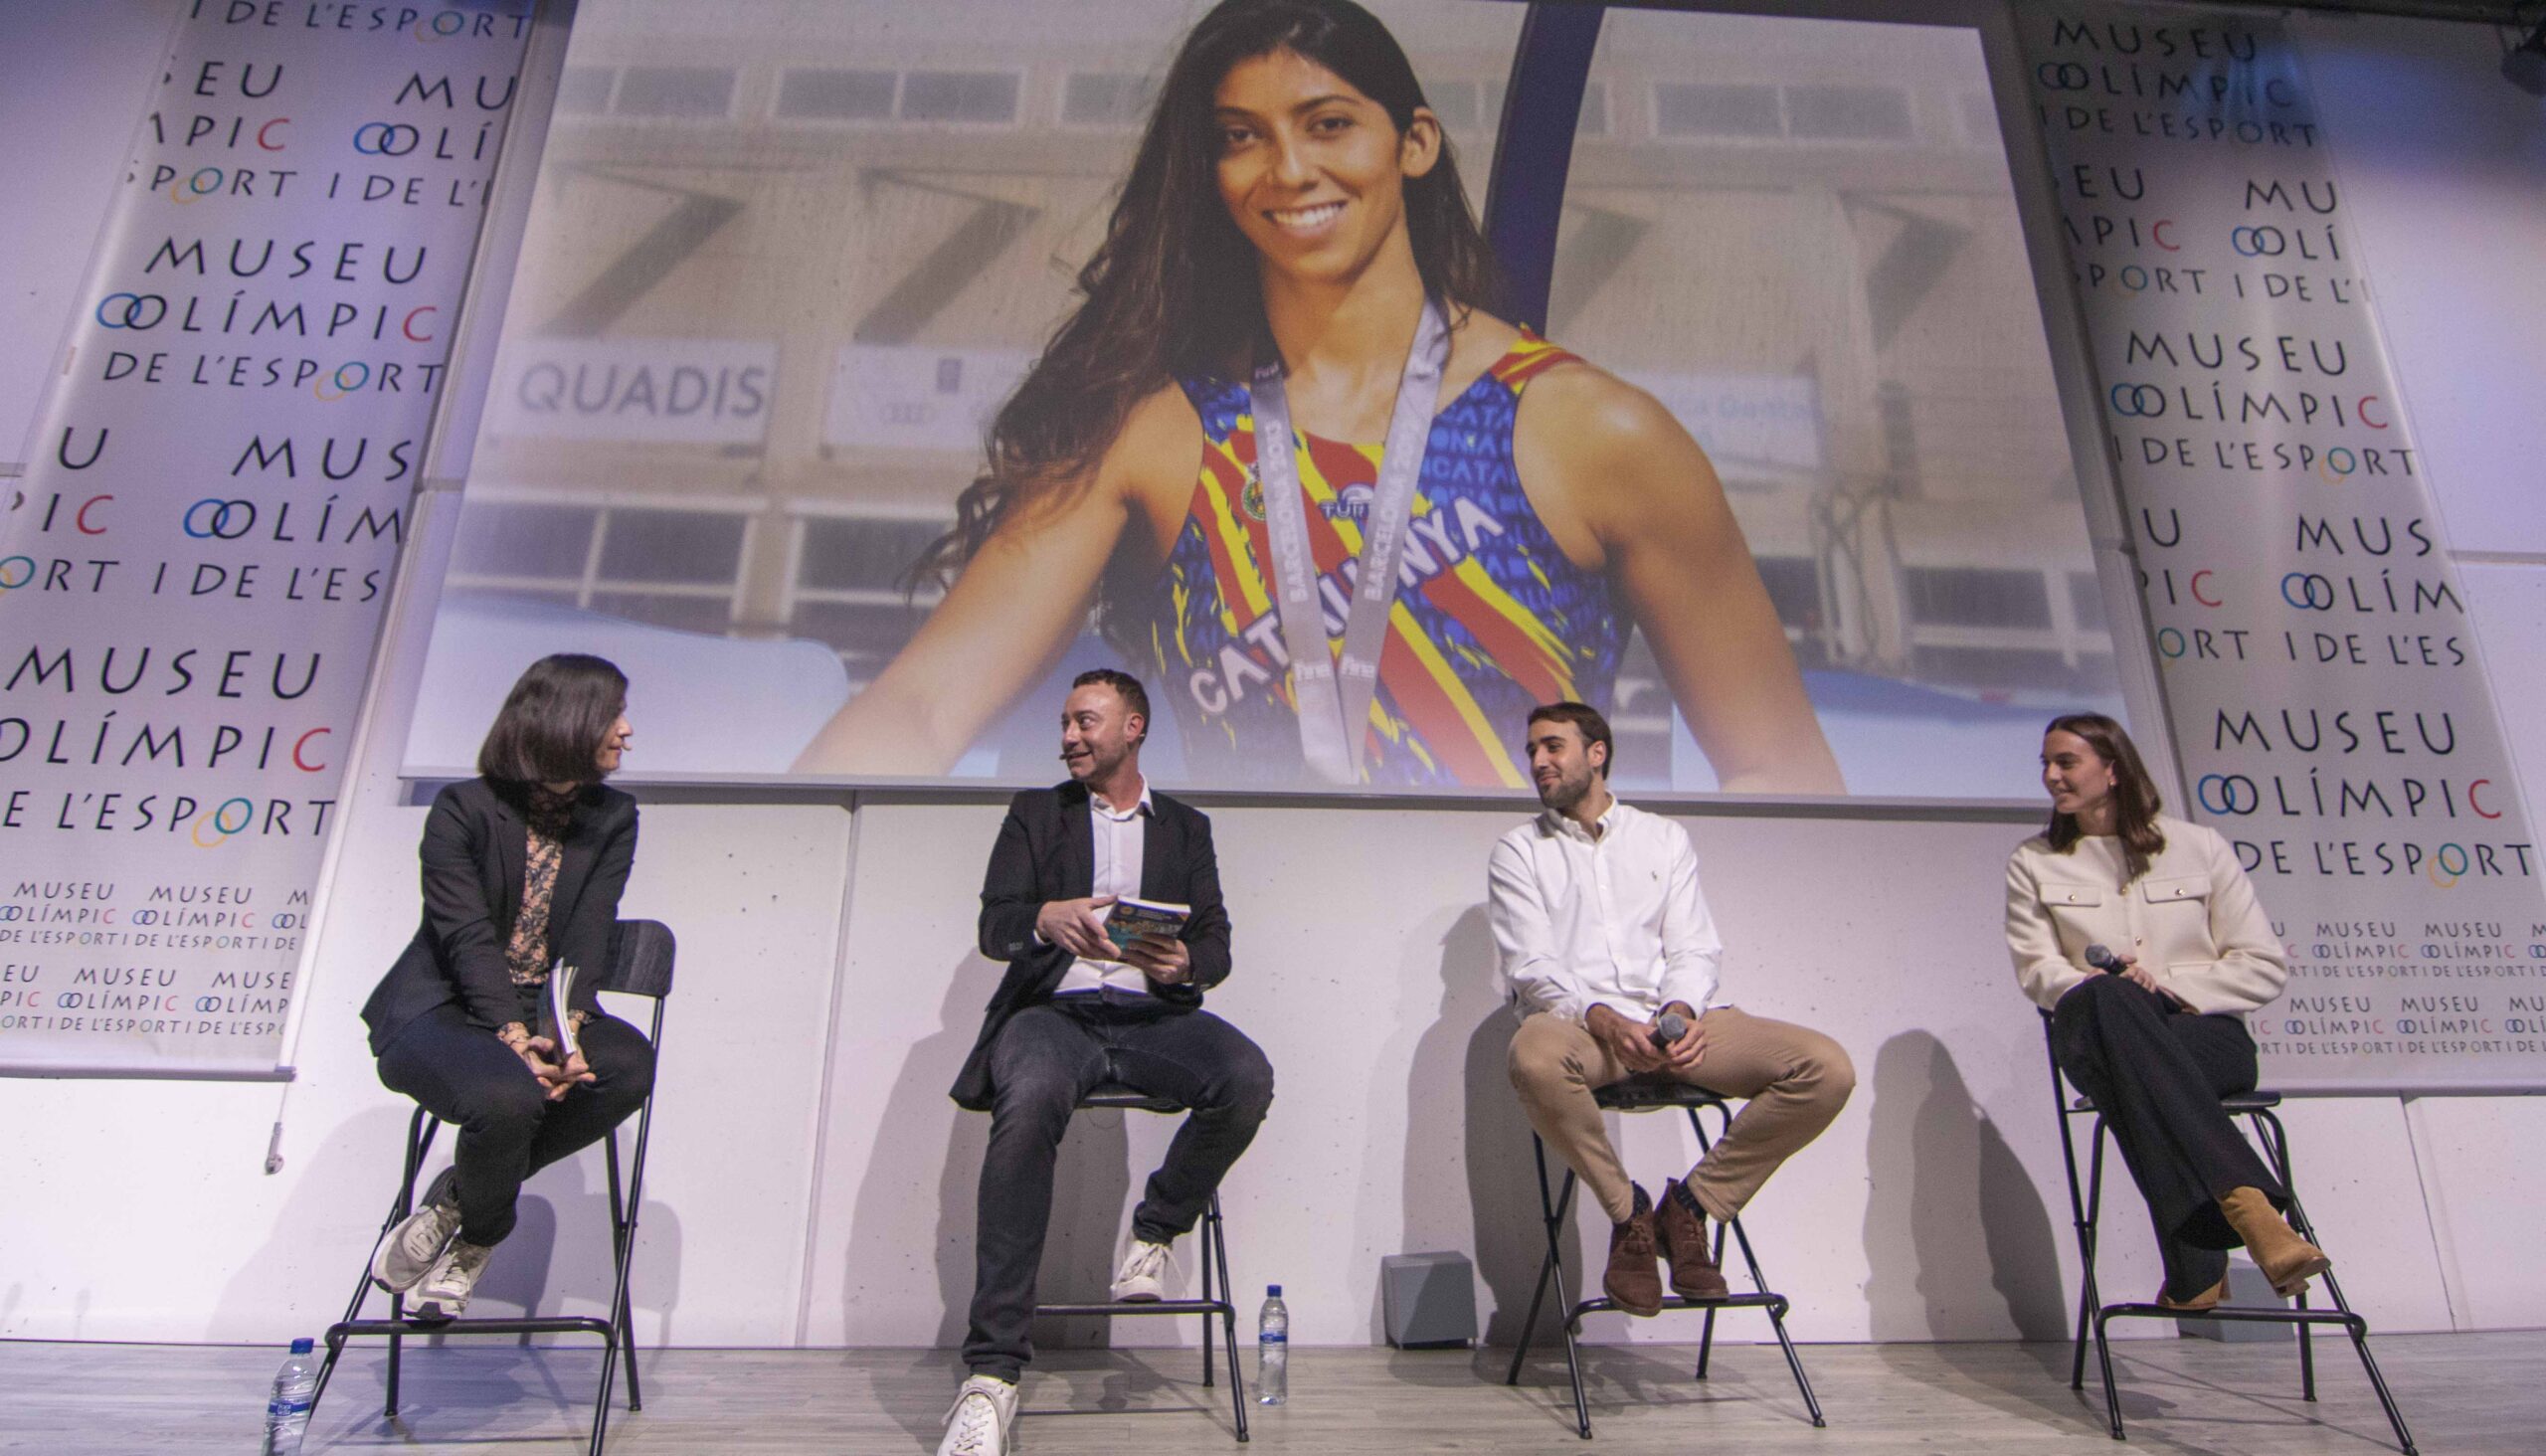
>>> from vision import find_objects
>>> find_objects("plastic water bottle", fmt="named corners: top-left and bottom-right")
top-left (1255, 1284), bottom-right (1288, 1405)
top-left (261, 1338), bottom-right (317, 1454)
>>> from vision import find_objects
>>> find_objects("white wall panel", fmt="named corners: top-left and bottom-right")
top-left (2407, 1096), bottom-right (2546, 1332)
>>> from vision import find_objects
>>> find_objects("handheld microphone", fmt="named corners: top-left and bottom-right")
top-left (1652, 1010), bottom-right (1690, 1049)
top-left (2084, 944), bottom-right (2126, 976)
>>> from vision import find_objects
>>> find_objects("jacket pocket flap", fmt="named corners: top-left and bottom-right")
top-left (2042, 883), bottom-right (2104, 908)
top-left (2141, 873), bottom-right (2209, 904)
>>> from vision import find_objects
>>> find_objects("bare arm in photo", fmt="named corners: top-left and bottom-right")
top-left (1516, 366), bottom-right (1844, 795)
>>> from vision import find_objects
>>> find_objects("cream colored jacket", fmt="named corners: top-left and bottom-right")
top-left (2004, 816), bottom-right (2287, 1016)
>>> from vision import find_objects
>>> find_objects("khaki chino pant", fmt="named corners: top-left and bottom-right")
top-left (1509, 1006), bottom-right (1854, 1224)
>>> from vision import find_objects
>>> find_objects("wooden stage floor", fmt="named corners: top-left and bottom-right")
top-left (2, 1330), bottom-right (2529, 1453)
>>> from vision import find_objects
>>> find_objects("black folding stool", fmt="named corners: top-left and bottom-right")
top-left (309, 919), bottom-right (675, 1456)
top-left (1020, 1081), bottom-right (1250, 1441)
top-left (2042, 1013), bottom-right (2416, 1452)
top-left (1504, 1078), bottom-right (1825, 1438)
top-left (1018, 1084), bottom-right (1247, 1435)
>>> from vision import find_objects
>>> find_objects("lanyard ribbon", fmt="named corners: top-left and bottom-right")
top-left (1250, 296), bottom-right (1450, 784)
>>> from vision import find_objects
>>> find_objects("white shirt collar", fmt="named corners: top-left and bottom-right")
top-left (1092, 779), bottom-right (1153, 821)
top-left (1542, 793), bottom-right (1623, 843)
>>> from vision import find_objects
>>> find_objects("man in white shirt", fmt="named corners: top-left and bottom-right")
top-left (1491, 702), bottom-right (1854, 1315)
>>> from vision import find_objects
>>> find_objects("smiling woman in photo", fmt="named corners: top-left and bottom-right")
top-left (798, 0), bottom-right (1840, 794)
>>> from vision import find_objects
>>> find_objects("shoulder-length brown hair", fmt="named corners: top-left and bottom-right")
top-left (2044, 711), bottom-right (2166, 884)
top-left (908, 0), bottom-right (1504, 612)
top-left (477, 653), bottom-right (628, 786)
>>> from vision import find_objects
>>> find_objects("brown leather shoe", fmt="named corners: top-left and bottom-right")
top-left (1602, 1185), bottom-right (1665, 1317)
top-left (1656, 1179), bottom-right (1729, 1301)
top-left (2155, 1276), bottom-right (2226, 1312)
top-left (2219, 1186), bottom-right (2331, 1297)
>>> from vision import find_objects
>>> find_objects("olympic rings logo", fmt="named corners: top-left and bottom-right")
top-left (415, 11), bottom-right (472, 40)
top-left (167, 167), bottom-right (226, 205)
top-left (183, 499), bottom-right (256, 539)
top-left (2315, 449), bottom-right (2361, 486)
top-left (314, 362), bottom-right (371, 401)
top-left (2428, 843), bottom-right (2469, 889)
top-left (2279, 572), bottom-right (2335, 611)
top-left (94, 293), bottom-right (167, 330)
top-left (0, 556), bottom-right (36, 590)
top-left (2232, 227), bottom-right (2295, 257)
top-left (2197, 774), bottom-right (2260, 816)
top-left (2108, 383), bottom-right (2166, 418)
top-left (353, 122), bottom-right (421, 156)
top-left (192, 798), bottom-right (256, 848)
top-left (2036, 62), bottom-right (2091, 91)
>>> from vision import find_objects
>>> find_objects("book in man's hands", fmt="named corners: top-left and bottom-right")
top-left (1104, 897), bottom-right (1190, 953)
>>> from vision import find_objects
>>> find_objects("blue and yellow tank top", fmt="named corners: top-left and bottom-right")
top-left (1123, 335), bottom-right (1625, 789)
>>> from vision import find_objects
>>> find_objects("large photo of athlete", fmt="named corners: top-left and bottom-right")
top-left (795, 0), bottom-right (1841, 793)
top-left (406, 0), bottom-right (2125, 797)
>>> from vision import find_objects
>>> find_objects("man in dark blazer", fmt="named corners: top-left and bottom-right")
top-left (938, 668), bottom-right (1274, 1456)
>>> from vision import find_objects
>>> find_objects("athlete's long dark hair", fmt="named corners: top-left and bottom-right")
top-left (910, 0), bottom-right (1505, 595)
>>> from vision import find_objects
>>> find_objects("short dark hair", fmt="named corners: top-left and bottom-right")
top-left (1526, 701), bottom-right (1612, 778)
top-left (1071, 667), bottom-right (1150, 743)
top-left (477, 653), bottom-right (629, 784)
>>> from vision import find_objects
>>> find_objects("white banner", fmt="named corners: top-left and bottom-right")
top-left (484, 336), bottom-right (775, 444)
top-left (824, 343), bottom-right (1031, 454)
top-left (2020, 2), bottom-right (2546, 1091)
top-left (0, 1), bottom-right (534, 1074)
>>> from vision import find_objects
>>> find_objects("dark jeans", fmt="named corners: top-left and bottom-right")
top-left (375, 1001), bottom-right (656, 1246)
top-left (2052, 974), bottom-right (2288, 1299)
top-left (964, 997), bottom-right (1275, 1380)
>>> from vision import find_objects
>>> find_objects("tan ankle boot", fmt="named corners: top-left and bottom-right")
top-left (2218, 1187), bottom-right (2331, 1297)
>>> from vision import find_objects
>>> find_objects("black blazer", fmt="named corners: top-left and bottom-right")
top-left (952, 780), bottom-right (1232, 1110)
top-left (361, 777), bottom-right (638, 1056)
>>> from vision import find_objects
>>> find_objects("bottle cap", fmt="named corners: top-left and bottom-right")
top-left (289, 1338), bottom-right (314, 1354)
top-left (1267, 1284), bottom-right (1281, 1296)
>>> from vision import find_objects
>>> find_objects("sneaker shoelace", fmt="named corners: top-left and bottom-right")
top-left (400, 1203), bottom-right (458, 1260)
top-left (1121, 1242), bottom-right (1173, 1285)
top-left (430, 1241), bottom-right (493, 1298)
top-left (944, 1391), bottom-right (1000, 1455)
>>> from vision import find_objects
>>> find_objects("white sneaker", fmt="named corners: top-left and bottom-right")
top-left (1109, 1238), bottom-right (1176, 1303)
top-left (937, 1372), bottom-right (1017, 1456)
top-left (409, 1238), bottom-right (494, 1324)
top-left (370, 1169), bottom-right (460, 1294)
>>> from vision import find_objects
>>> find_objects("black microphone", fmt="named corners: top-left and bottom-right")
top-left (1652, 1010), bottom-right (1689, 1049)
top-left (2084, 944), bottom-right (2126, 976)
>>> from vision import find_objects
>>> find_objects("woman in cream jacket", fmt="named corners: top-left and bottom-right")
top-left (2005, 712), bottom-right (2330, 1308)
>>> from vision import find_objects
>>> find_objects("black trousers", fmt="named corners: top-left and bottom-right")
top-left (2052, 974), bottom-right (2288, 1299)
top-left (965, 997), bottom-right (1275, 1380)
top-left (375, 1001), bottom-right (656, 1246)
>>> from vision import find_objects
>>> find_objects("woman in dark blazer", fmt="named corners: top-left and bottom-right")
top-left (360, 653), bottom-right (654, 1322)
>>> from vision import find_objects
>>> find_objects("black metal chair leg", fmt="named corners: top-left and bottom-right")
top-left (1210, 1195), bottom-right (1248, 1442)
top-left (385, 1294), bottom-right (406, 1418)
top-left (313, 1111), bottom-right (433, 1415)
top-left (1549, 1170), bottom-right (1592, 1440)
top-left (2346, 1320), bottom-right (2419, 1455)
top-left (2092, 1307), bottom-right (2125, 1440)
top-left (1719, 1199), bottom-right (1824, 1427)
top-left (1506, 1137), bottom-right (1565, 1385)
top-left (1201, 1203), bottom-right (1217, 1389)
